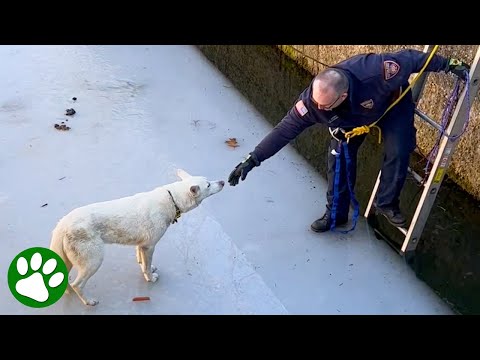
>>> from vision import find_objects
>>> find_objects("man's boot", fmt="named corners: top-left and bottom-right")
top-left (374, 205), bottom-right (406, 227)
top-left (310, 211), bottom-right (349, 233)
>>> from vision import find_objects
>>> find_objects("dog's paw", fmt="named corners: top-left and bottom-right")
top-left (15, 252), bottom-right (66, 303)
top-left (144, 272), bottom-right (158, 282)
top-left (71, 284), bottom-right (99, 306)
top-left (85, 298), bottom-right (99, 306)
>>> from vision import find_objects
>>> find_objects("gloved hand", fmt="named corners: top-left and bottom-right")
top-left (447, 58), bottom-right (470, 81)
top-left (228, 152), bottom-right (260, 186)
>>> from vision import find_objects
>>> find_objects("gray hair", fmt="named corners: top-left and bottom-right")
top-left (314, 68), bottom-right (349, 95)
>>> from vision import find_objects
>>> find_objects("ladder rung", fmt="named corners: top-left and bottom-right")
top-left (375, 213), bottom-right (409, 235)
top-left (414, 108), bottom-right (443, 132)
top-left (396, 226), bottom-right (408, 236)
top-left (407, 166), bottom-right (424, 184)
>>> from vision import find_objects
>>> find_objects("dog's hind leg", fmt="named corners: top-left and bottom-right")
top-left (138, 245), bottom-right (158, 282)
top-left (68, 239), bottom-right (104, 306)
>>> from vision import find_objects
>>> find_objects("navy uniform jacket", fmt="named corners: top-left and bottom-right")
top-left (251, 49), bottom-right (449, 164)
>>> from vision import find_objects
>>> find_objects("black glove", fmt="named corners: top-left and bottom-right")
top-left (446, 58), bottom-right (470, 81)
top-left (228, 152), bottom-right (260, 186)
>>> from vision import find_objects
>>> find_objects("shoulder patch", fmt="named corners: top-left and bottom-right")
top-left (383, 60), bottom-right (400, 80)
top-left (295, 100), bottom-right (308, 116)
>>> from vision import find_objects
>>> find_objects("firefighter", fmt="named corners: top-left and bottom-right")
top-left (228, 48), bottom-right (470, 232)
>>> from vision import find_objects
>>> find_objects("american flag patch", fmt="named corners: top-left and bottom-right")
top-left (295, 100), bottom-right (308, 116)
top-left (384, 60), bottom-right (400, 80)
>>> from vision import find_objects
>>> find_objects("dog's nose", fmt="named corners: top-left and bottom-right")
top-left (219, 180), bottom-right (225, 186)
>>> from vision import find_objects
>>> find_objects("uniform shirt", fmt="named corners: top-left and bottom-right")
top-left (251, 49), bottom-right (449, 164)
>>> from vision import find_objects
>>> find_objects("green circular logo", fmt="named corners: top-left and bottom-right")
top-left (7, 247), bottom-right (68, 308)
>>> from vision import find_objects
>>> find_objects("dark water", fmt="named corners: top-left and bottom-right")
top-left (197, 45), bottom-right (480, 315)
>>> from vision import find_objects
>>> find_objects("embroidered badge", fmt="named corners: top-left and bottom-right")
top-left (360, 99), bottom-right (374, 109)
top-left (384, 60), bottom-right (400, 80)
top-left (295, 100), bottom-right (308, 116)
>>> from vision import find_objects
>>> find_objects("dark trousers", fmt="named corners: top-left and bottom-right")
top-left (326, 95), bottom-right (417, 217)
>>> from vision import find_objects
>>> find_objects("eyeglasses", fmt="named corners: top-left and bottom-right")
top-left (311, 92), bottom-right (344, 110)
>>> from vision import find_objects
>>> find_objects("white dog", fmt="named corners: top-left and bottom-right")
top-left (49, 169), bottom-right (225, 306)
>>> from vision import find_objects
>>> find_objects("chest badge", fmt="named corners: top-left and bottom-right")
top-left (360, 99), bottom-right (374, 109)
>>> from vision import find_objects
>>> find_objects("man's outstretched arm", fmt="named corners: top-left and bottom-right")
top-left (228, 101), bottom-right (316, 186)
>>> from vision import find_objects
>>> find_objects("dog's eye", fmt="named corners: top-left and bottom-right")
top-left (207, 182), bottom-right (210, 188)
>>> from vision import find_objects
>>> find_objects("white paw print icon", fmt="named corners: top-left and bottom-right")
top-left (15, 251), bottom-right (65, 303)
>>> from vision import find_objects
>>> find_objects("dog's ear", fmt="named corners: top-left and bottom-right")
top-left (190, 185), bottom-right (200, 196)
top-left (177, 169), bottom-right (192, 180)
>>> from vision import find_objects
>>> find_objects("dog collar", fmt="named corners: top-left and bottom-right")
top-left (167, 190), bottom-right (182, 224)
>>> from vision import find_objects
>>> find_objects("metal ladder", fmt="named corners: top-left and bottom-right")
top-left (364, 45), bottom-right (480, 263)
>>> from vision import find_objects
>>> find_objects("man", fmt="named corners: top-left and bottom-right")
top-left (227, 48), bottom-right (470, 232)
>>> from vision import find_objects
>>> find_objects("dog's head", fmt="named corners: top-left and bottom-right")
top-left (173, 169), bottom-right (224, 211)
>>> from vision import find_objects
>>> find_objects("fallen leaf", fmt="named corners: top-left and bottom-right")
top-left (225, 137), bottom-right (239, 148)
top-left (41, 203), bottom-right (48, 207)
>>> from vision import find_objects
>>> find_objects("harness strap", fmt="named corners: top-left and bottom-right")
top-left (330, 141), bottom-right (360, 234)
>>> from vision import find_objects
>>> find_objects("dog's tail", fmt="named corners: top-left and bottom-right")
top-left (49, 222), bottom-right (74, 293)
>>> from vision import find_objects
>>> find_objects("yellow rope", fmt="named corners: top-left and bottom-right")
top-left (343, 45), bottom-right (440, 144)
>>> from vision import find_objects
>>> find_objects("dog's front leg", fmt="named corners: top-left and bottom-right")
top-left (137, 246), bottom-right (157, 274)
top-left (136, 246), bottom-right (142, 264)
top-left (139, 245), bottom-right (158, 282)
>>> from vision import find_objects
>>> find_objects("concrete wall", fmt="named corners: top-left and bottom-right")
top-left (278, 45), bottom-right (480, 200)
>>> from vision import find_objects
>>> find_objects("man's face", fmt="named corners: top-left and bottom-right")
top-left (311, 81), bottom-right (347, 111)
